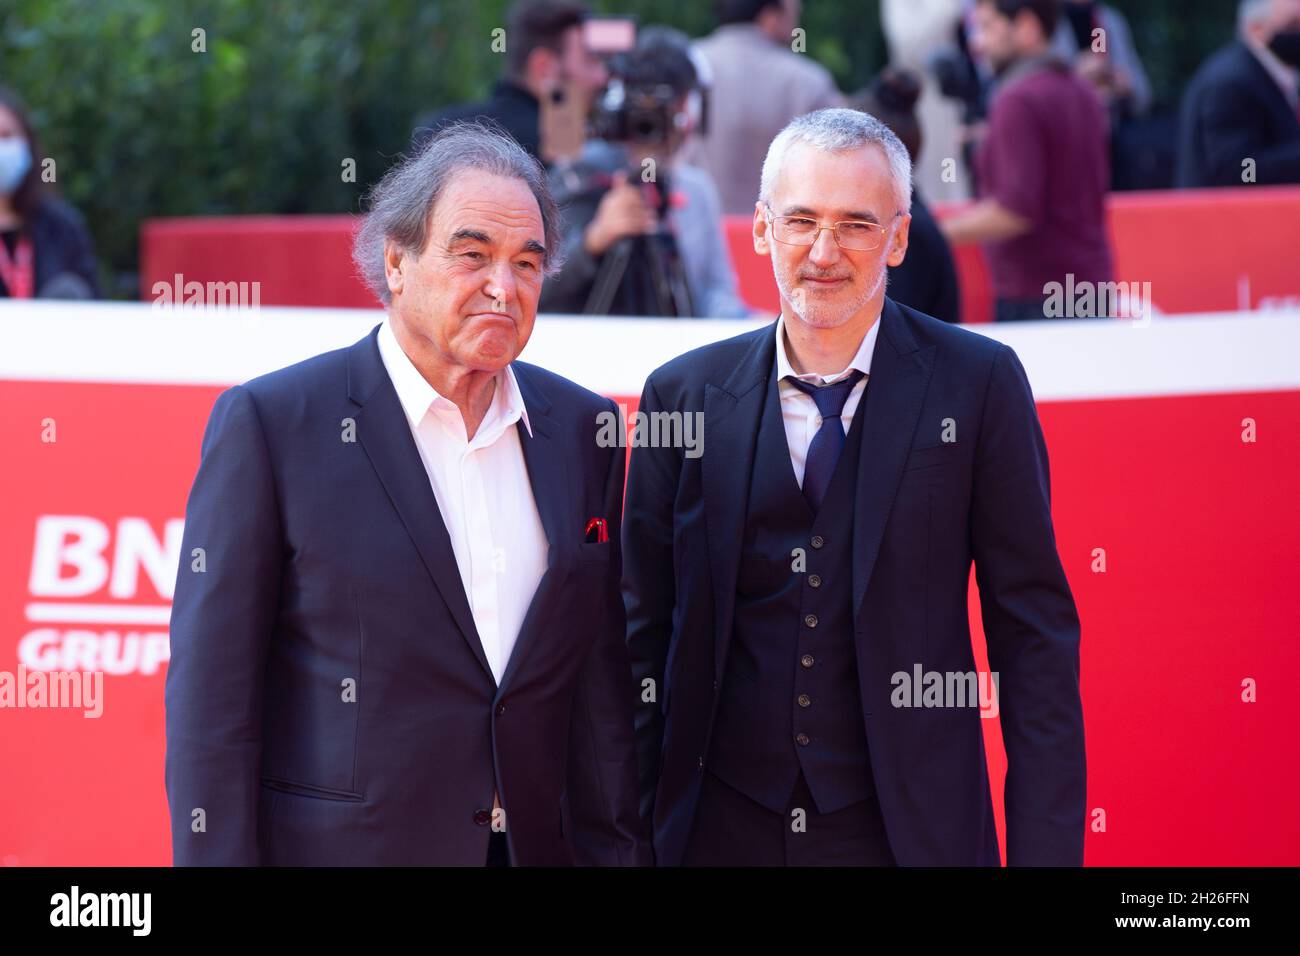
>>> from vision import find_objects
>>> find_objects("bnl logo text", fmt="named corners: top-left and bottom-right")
top-left (22, 516), bottom-right (181, 675)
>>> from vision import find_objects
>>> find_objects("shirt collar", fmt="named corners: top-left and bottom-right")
top-left (376, 317), bottom-right (532, 438)
top-left (775, 311), bottom-right (880, 386)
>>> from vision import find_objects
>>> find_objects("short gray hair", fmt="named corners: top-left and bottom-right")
top-left (1239, 0), bottom-right (1274, 32)
top-left (352, 120), bottom-right (564, 306)
top-left (759, 108), bottom-right (913, 214)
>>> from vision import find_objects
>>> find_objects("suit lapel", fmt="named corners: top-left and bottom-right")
top-left (703, 324), bottom-right (775, 677)
top-left (496, 362), bottom-right (577, 694)
top-left (851, 300), bottom-right (937, 623)
top-left (346, 326), bottom-right (493, 681)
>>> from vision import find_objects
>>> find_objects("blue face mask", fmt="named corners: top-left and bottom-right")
top-left (0, 138), bottom-right (33, 195)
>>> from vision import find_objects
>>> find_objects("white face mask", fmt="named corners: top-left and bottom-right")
top-left (0, 138), bottom-right (32, 196)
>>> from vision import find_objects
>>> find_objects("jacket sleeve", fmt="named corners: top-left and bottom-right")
top-left (969, 345), bottom-right (1086, 866)
top-left (565, 401), bottom-right (653, 865)
top-left (164, 385), bottom-right (282, 865)
top-left (620, 375), bottom-right (683, 834)
top-left (687, 168), bottom-right (754, 319)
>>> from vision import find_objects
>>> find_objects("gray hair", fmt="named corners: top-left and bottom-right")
top-left (759, 107), bottom-right (913, 214)
top-left (1239, 0), bottom-right (1274, 32)
top-left (352, 120), bottom-right (564, 306)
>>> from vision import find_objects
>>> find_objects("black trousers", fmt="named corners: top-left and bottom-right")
top-left (486, 830), bottom-right (510, 867)
top-left (683, 769), bottom-right (897, 866)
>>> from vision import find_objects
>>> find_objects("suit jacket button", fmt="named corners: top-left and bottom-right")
top-left (795, 733), bottom-right (810, 746)
top-left (797, 694), bottom-right (812, 708)
top-left (697, 756), bottom-right (704, 771)
top-left (496, 703), bottom-right (506, 716)
top-left (801, 654), bottom-right (815, 668)
top-left (811, 535), bottom-right (824, 549)
top-left (473, 808), bottom-right (491, 826)
top-left (808, 574), bottom-right (822, 588)
top-left (804, 613), bottom-right (818, 628)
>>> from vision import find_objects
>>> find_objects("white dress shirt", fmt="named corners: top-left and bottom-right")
top-left (376, 318), bottom-right (549, 687)
top-left (775, 312), bottom-right (881, 488)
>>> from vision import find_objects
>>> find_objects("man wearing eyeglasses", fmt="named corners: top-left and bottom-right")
top-left (623, 108), bottom-right (1085, 866)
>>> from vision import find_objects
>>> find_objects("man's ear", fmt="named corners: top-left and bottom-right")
top-left (384, 239), bottom-right (407, 297)
top-left (886, 213), bottom-right (912, 268)
top-left (753, 203), bottom-right (772, 256)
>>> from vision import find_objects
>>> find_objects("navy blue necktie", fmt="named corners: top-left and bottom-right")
top-left (786, 370), bottom-right (865, 512)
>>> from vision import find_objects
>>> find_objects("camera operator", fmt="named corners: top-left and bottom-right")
top-left (539, 27), bottom-right (755, 318)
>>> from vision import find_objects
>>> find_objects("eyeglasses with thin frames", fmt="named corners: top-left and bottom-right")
top-left (762, 202), bottom-right (902, 252)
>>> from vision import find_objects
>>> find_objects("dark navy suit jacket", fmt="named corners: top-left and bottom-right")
top-left (165, 325), bottom-right (649, 866)
top-left (623, 299), bottom-right (1086, 866)
top-left (1177, 41), bottom-right (1300, 188)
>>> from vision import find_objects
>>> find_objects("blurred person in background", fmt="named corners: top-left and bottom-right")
top-left (940, 0), bottom-right (1113, 322)
top-left (680, 0), bottom-right (845, 216)
top-left (540, 27), bottom-right (754, 318)
top-left (1177, 0), bottom-right (1300, 188)
top-left (412, 0), bottom-right (608, 165)
top-left (1053, 0), bottom-right (1168, 190)
top-left (0, 88), bottom-right (99, 300)
top-left (881, 0), bottom-right (971, 203)
top-left (851, 68), bottom-right (962, 324)
top-left (1052, 0), bottom-right (1151, 118)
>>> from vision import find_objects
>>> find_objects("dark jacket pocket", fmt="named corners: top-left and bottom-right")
top-left (260, 776), bottom-right (365, 802)
top-left (904, 442), bottom-right (956, 472)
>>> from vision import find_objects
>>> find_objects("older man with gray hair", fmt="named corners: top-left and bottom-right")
top-left (623, 107), bottom-right (1085, 866)
top-left (166, 121), bottom-right (649, 867)
top-left (1177, 0), bottom-right (1300, 187)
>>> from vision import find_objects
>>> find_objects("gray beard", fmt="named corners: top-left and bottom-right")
top-left (775, 261), bottom-right (886, 328)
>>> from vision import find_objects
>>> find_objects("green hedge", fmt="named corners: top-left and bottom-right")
top-left (0, 0), bottom-right (1232, 297)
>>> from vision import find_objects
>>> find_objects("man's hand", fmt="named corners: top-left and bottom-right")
top-left (938, 198), bottom-right (1033, 246)
top-left (584, 177), bottom-right (658, 256)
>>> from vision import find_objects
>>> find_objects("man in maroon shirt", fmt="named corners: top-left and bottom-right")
top-left (942, 0), bottom-right (1114, 322)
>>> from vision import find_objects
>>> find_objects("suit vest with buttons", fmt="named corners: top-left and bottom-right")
top-left (705, 366), bottom-right (875, 815)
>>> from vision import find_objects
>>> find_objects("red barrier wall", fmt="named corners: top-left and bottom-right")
top-left (3, 308), bottom-right (1298, 866)
top-left (142, 187), bottom-right (1300, 322)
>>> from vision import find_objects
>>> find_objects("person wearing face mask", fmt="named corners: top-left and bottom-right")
top-left (1177, 0), bottom-right (1300, 188)
top-left (0, 88), bottom-right (100, 300)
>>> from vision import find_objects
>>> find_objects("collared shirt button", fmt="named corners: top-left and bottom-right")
top-left (795, 733), bottom-right (811, 746)
top-left (808, 574), bottom-right (822, 588)
top-left (801, 654), bottom-right (815, 668)
top-left (797, 694), bottom-right (812, 708)
top-left (811, 535), bottom-right (824, 549)
top-left (804, 613), bottom-right (818, 628)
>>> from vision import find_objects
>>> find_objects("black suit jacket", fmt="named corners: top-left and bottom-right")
top-left (623, 299), bottom-right (1086, 866)
top-left (412, 80), bottom-right (542, 159)
top-left (1177, 41), bottom-right (1300, 188)
top-left (165, 325), bottom-right (649, 866)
